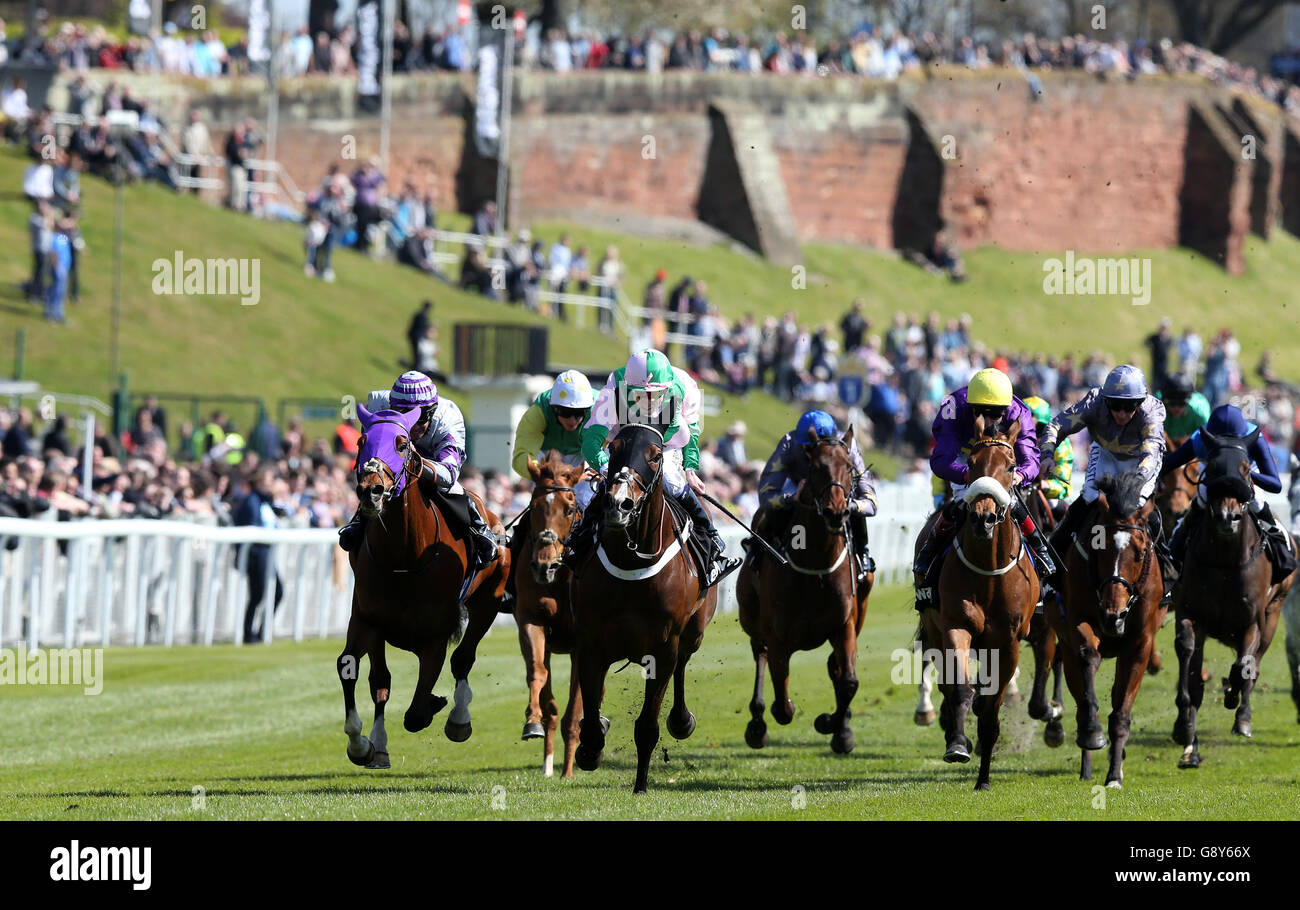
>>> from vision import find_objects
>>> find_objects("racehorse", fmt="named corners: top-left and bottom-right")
top-left (514, 453), bottom-right (585, 777)
top-left (736, 426), bottom-right (873, 754)
top-left (570, 423), bottom-right (719, 793)
top-left (1024, 478), bottom-right (1066, 748)
top-left (1155, 432), bottom-right (1198, 532)
top-left (1172, 430), bottom-right (1296, 766)
top-left (337, 405), bottom-right (509, 769)
top-left (1048, 473), bottom-right (1164, 787)
top-left (916, 416), bottom-right (1039, 790)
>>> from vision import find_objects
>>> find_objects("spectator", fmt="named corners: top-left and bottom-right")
top-left (595, 244), bottom-right (623, 334)
top-left (472, 199), bottom-right (498, 237)
top-left (406, 300), bottom-right (432, 369)
top-left (233, 468), bottom-right (284, 644)
top-left (840, 298), bottom-right (868, 354)
top-left (1144, 317), bottom-right (1174, 391)
top-left (714, 421), bottom-right (748, 468)
top-left (351, 157), bottom-right (386, 252)
top-left (224, 121), bottom-right (249, 212)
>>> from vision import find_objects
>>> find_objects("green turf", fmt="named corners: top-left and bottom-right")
top-left (2, 584), bottom-right (1296, 820)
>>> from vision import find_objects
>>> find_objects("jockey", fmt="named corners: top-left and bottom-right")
top-left (1040, 364), bottom-right (1176, 599)
top-left (1157, 373), bottom-right (1210, 445)
top-left (913, 368), bottom-right (1054, 584)
top-left (505, 369), bottom-right (596, 597)
top-left (1163, 403), bottom-right (1294, 583)
top-left (566, 348), bottom-right (742, 589)
top-left (1024, 396), bottom-right (1073, 519)
top-left (337, 371), bottom-right (500, 572)
top-left (749, 409), bottom-right (878, 582)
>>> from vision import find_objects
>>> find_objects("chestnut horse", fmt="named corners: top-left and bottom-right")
top-left (570, 423), bottom-right (719, 793)
top-left (917, 416), bottom-right (1039, 790)
top-left (514, 452), bottom-right (585, 777)
top-left (1048, 473), bottom-right (1164, 787)
top-left (736, 425), bottom-right (873, 754)
top-left (337, 405), bottom-right (509, 769)
top-left (1172, 431), bottom-right (1296, 767)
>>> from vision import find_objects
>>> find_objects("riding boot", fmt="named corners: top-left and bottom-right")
top-left (503, 507), bottom-right (530, 600)
top-left (1047, 495), bottom-right (1091, 561)
top-left (466, 496), bottom-right (500, 574)
top-left (564, 490), bottom-right (603, 568)
top-left (1146, 505), bottom-right (1177, 607)
top-left (914, 498), bottom-right (964, 578)
top-left (676, 487), bottom-right (742, 589)
top-left (743, 507), bottom-right (774, 571)
top-left (1011, 498), bottom-right (1056, 586)
top-left (338, 510), bottom-right (367, 552)
top-left (1250, 500), bottom-right (1298, 584)
top-left (850, 508), bottom-right (874, 581)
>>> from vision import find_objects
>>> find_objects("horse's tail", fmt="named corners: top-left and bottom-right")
top-left (912, 615), bottom-right (925, 648)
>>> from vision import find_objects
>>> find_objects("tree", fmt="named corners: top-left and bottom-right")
top-left (1163, 0), bottom-right (1289, 54)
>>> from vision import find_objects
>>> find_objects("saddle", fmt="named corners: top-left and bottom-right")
top-left (665, 494), bottom-right (711, 582)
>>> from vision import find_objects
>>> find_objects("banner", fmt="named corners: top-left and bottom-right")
top-left (474, 34), bottom-right (502, 159)
top-left (248, 0), bottom-right (271, 64)
top-left (357, 0), bottom-right (382, 110)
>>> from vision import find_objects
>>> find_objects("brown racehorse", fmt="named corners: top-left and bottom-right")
top-left (917, 416), bottom-right (1039, 790)
top-left (1155, 432), bottom-right (1198, 532)
top-left (1048, 473), bottom-right (1164, 787)
top-left (337, 405), bottom-right (509, 769)
top-left (570, 423), bottom-right (719, 793)
top-left (736, 425), bottom-right (873, 754)
top-left (1172, 432), bottom-right (1296, 766)
top-left (514, 453), bottom-right (585, 777)
top-left (1024, 481), bottom-right (1066, 748)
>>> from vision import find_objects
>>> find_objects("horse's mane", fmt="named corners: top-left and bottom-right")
top-left (1097, 473), bottom-right (1146, 518)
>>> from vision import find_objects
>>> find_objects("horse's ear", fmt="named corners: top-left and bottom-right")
top-left (808, 428), bottom-right (820, 444)
top-left (1200, 428), bottom-right (1220, 451)
top-left (357, 404), bottom-right (373, 428)
top-left (1005, 418), bottom-right (1020, 444)
top-left (526, 457), bottom-right (541, 481)
top-left (398, 406), bottom-right (422, 431)
top-left (842, 424), bottom-right (855, 445)
top-left (973, 413), bottom-right (986, 437)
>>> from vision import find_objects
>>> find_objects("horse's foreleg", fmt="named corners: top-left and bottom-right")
top-left (1173, 614), bottom-right (1201, 765)
top-left (1027, 614), bottom-right (1051, 720)
top-left (1055, 619), bottom-right (1096, 779)
top-left (338, 613), bottom-right (374, 766)
top-left (1074, 624), bottom-right (1106, 754)
top-left (574, 647), bottom-right (610, 773)
top-left (942, 624), bottom-right (975, 764)
top-left (1105, 643), bottom-right (1150, 789)
top-left (405, 640), bottom-right (449, 734)
top-left (1231, 622), bottom-right (1263, 738)
top-left (517, 621), bottom-right (549, 742)
top-left (915, 655), bottom-right (937, 726)
top-left (540, 647), bottom-right (559, 777)
top-left (745, 639), bottom-right (769, 749)
top-left (560, 653), bottom-right (582, 778)
top-left (815, 623), bottom-right (858, 755)
top-left (1284, 587), bottom-right (1300, 723)
top-left (365, 638), bottom-right (392, 769)
top-left (633, 642), bottom-right (677, 795)
top-left (768, 647), bottom-right (796, 725)
top-left (974, 640), bottom-right (1017, 790)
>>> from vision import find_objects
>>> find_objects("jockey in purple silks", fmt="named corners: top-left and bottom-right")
top-left (338, 371), bottom-right (500, 572)
top-left (913, 368), bottom-right (1054, 606)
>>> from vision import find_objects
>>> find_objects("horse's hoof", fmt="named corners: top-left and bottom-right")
top-left (578, 715), bottom-right (612, 736)
top-left (1078, 729), bottom-right (1107, 751)
top-left (944, 742), bottom-right (971, 763)
top-left (814, 712), bottom-right (836, 735)
top-left (1027, 699), bottom-right (1048, 721)
top-left (1106, 778), bottom-right (1122, 789)
top-left (914, 709), bottom-right (936, 727)
top-left (365, 751), bottom-right (391, 770)
top-left (773, 702), bottom-right (796, 726)
top-left (1044, 721), bottom-right (1065, 748)
top-left (1178, 747), bottom-right (1201, 769)
top-left (445, 719), bottom-right (472, 743)
top-left (744, 720), bottom-right (768, 749)
top-left (575, 743), bottom-right (602, 772)
top-left (347, 738), bottom-right (375, 767)
top-left (831, 731), bottom-right (854, 755)
top-left (666, 710), bottom-right (696, 741)
top-left (522, 722), bottom-right (545, 740)
top-left (974, 780), bottom-right (990, 791)
top-left (1232, 721), bottom-right (1252, 738)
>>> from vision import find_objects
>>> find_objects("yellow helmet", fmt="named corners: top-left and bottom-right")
top-left (967, 368), bottom-right (1013, 407)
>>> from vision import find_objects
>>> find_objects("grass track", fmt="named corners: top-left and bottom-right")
top-left (2, 585), bottom-right (1297, 820)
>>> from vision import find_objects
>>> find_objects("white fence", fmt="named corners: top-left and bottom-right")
top-left (0, 487), bottom-right (935, 650)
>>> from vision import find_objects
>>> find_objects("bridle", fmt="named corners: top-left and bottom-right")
top-left (967, 437), bottom-right (1016, 526)
top-left (355, 422), bottom-right (421, 514)
top-left (530, 480), bottom-right (581, 552)
top-left (1074, 517), bottom-right (1154, 612)
top-left (800, 436), bottom-right (853, 535)
top-left (605, 426), bottom-right (668, 560)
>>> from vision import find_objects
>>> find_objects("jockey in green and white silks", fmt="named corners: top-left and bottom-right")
top-left (1040, 364), bottom-right (1176, 599)
top-left (566, 348), bottom-right (742, 589)
top-left (337, 371), bottom-right (500, 571)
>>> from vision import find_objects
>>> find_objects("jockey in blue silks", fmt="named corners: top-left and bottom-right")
top-left (749, 409), bottom-right (878, 582)
top-left (1162, 403), bottom-right (1293, 582)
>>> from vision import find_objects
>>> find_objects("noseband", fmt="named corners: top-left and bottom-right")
top-left (531, 481), bottom-right (581, 549)
top-left (1074, 519), bottom-right (1153, 611)
top-left (967, 438), bottom-right (1016, 525)
top-left (802, 438), bottom-right (854, 534)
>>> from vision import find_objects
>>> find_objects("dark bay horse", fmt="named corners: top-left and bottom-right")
top-left (514, 453), bottom-right (585, 777)
top-left (337, 405), bottom-right (509, 768)
top-left (917, 417), bottom-right (1039, 790)
top-left (569, 423), bottom-right (718, 793)
top-left (1173, 430), bottom-right (1296, 766)
top-left (737, 425), bottom-right (873, 754)
top-left (1048, 473), bottom-right (1164, 788)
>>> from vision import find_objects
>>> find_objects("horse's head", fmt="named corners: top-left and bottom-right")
top-left (1090, 474), bottom-right (1154, 638)
top-left (800, 425), bottom-right (854, 534)
top-left (354, 403), bottom-right (421, 517)
top-left (962, 415), bottom-right (1019, 540)
top-left (526, 452), bottom-right (583, 585)
top-left (1200, 428), bottom-right (1257, 538)
top-left (604, 424), bottom-right (664, 531)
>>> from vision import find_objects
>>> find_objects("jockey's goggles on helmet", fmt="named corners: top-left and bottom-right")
top-left (553, 405), bottom-right (587, 420)
top-left (1105, 398), bottom-right (1141, 414)
top-left (972, 404), bottom-right (1006, 421)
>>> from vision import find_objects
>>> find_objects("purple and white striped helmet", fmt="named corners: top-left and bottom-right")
top-left (390, 371), bottom-right (438, 410)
